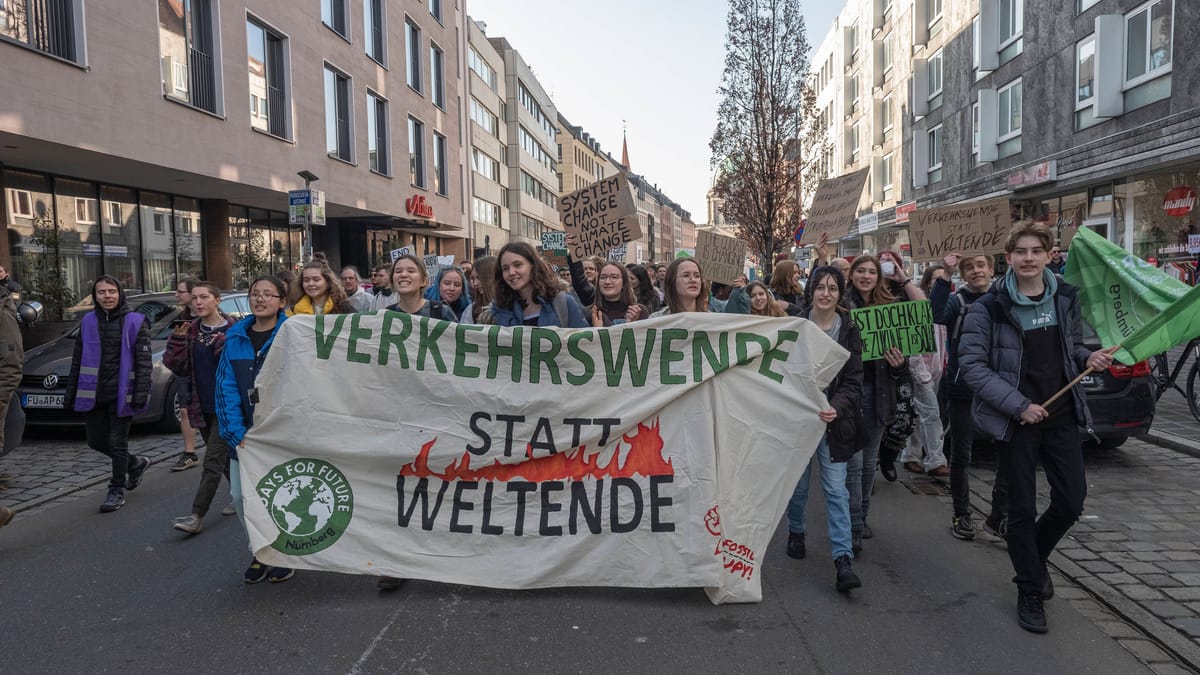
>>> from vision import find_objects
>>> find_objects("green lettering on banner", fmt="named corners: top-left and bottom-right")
top-left (453, 325), bottom-right (484, 378)
top-left (693, 331), bottom-right (729, 380)
top-left (486, 325), bottom-right (524, 382)
top-left (377, 311), bottom-right (412, 367)
top-left (564, 332), bottom-right (595, 385)
top-left (758, 330), bottom-right (799, 383)
top-left (529, 329), bottom-right (563, 385)
top-left (315, 314), bottom-right (349, 360)
top-left (416, 318), bottom-right (450, 373)
top-left (345, 314), bottom-right (373, 364)
top-left (599, 328), bottom-right (657, 387)
top-left (735, 333), bottom-right (772, 366)
top-left (658, 328), bottom-right (688, 385)
top-left (850, 300), bottom-right (935, 361)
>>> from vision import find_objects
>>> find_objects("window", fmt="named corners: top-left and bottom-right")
top-left (880, 95), bottom-right (893, 141)
top-left (928, 49), bottom-right (943, 98)
top-left (153, 212), bottom-right (167, 234)
top-left (367, 91), bottom-right (388, 175)
top-left (519, 126), bottom-right (556, 171)
top-left (8, 189), bottom-right (32, 218)
top-left (405, 19), bottom-right (421, 92)
top-left (322, 0), bottom-right (348, 38)
top-left (2, 0), bottom-right (83, 63)
top-left (430, 43), bottom-right (445, 108)
top-left (848, 75), bottom-right (860, 114)
top-left (848, 123), bottom-right (861, 164)
top-left (468, 47), bottom-right (497, 91)
top-left (246, 18), bottom-right (290, 139)
top-left (847, 21), bottom-right (859, 61)
top-left (409, 117), bottom-right (425, 187)
top-left (472, 149), bottom-right (499, 181)
top-left (433, 132), bottom-right (447, 196)
top-left (105, 201), bottom-right (123, 231)
top-left (470, 97), bottom-right (499, 137)
top-left (158, 0), bottom-right (218, 113)
top-left (520, 171), bottom-right (556, 208)
top-left (972, 15), bottom-right (981, 70)
top-left (324, 65), bottom-right (352, 162)
top-left (1125, 0), bottom-right (1172, 85)
top-left (999, 0), bottom-right (1023, 47)
top-left (1079, 0), bottom-right (1101, 13)
top-left (364, 0), bottom-right (385, 64)
top-left (998, 78), bottom-right (1022, 139)
top-left (518, 83), bottom-right (556, 139)
top-left (74, 197), bottom-right (96, 224)
top-left (928, 0), bottom-right (943, 35)
top-left (472, 197), bottom-right (500, 227)
top-left (429, 0), bottom-right (442, 23)
top-left (972, 102), bottom-right (981, 153)
top-left (882, 34), bottom-right (894, 76)
top-left (928, 125), bottom-right (943, 171)
top-left (881, 153), bottom-right (894, 201)
top-left (1076, 35), bottom-right (1095, 108)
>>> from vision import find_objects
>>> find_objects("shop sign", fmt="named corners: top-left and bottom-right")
top-left (1162, 186), bottom-right (1196, 217)
top-left (858, 213), bottom-right (879, 234)
top-left (406, 195), bottom-right (434, 219)
top-left (1006, 161), bottom-right (1057, 190)
top-left (895, 200), bottom-right (917, 224)
top-left (1188, 234), bottom-right (1200, 255)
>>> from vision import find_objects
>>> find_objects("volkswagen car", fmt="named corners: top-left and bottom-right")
top-left (17, 292), bottom-right (248, 431)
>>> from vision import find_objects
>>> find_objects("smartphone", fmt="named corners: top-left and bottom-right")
top-left (881, 261), bottom-right (896, 276)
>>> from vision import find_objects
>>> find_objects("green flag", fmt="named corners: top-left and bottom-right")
top-left (1064, 227), bottom-right (1200, 364)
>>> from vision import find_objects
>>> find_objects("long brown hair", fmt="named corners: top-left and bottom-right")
top-left (848, 254), bottom-right (894, 307)
top-left (494, 241), bottom-right (562, 309)
top-left (470, 255), bottom-right (497, 321)
top-left (299, 260), bottom-right (354, 313)
top-left (746, 281), bottom-right (786, 317)
top-left (663, 257), bottom-right (709, 314)
top-left (390, 254), bottom-right (431, 296)
top-left (769, 260), bottom-right (803, 298)
top-left (596, 261), bottom-right (636, 310)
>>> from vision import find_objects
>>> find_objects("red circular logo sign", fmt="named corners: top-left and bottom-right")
top-left (1162, 186), bottom-right (1195, 217)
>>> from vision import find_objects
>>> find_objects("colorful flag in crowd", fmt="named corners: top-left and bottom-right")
top-left (1064, 227), bottom-right (1200, 364)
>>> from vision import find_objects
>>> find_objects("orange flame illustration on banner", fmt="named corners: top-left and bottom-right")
top-left (399, 419), bottom-right (672, 482)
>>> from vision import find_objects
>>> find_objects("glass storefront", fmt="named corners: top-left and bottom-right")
top-left (228, 205), bottom-right (300, 290)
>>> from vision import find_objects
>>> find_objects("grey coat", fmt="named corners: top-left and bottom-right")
top-left (958, 277), bottom-right (1094, 443)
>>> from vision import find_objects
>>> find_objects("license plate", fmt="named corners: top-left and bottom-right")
top-left (22, 394), bottom-right (64, 408)
top-left (1080, 375), bottom-right (1096, 386)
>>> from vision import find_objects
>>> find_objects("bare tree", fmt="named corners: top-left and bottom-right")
top-left (710, 0), bottom-right (825, 275)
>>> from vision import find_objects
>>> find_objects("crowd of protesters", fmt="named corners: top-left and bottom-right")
top-left (51, 222), bottom-right (1112, 633)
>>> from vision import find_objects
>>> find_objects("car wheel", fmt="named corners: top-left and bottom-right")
top-left (155, 380), bottom-right (182, 434)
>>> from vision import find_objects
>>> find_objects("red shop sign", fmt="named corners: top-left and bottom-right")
top-left (406, 194), bottom-right (434, 219)
top-left (1162, 186), bottom-right (1196, 217)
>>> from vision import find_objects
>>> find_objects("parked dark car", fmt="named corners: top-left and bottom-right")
top-left (17, 292), bottom-right (249, 431)
top-left (1080, 319), bottom-right (1155, 448)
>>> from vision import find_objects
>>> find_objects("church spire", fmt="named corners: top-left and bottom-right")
top-left (621, 121), bottom-right (629, 170)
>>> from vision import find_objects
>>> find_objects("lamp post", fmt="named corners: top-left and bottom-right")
top-left (297, 170), bottom-right (320, 263)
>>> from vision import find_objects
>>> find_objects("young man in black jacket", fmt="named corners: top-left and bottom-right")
top-left (958, 222), bottom-right (1113, 634)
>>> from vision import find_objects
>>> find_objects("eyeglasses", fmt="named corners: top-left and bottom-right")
top-left (249, 293), bottom-right (282, 300)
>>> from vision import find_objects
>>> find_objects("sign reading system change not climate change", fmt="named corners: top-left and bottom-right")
top-left (850, 300), bottom-right (936, 361)
top-left (559, 175), bottom-right (641, 260)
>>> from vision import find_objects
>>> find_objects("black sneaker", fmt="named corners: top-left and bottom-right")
top-left (377, 576), bottom-right (405, 591)
top-left (267, 566), bottom-right (295, 583)
top-left (835, 555), bottom-right (862, 593)
top-left (170, 453), bottom-right (199, 472)
top-left (1017, 590), bottom-right (1048, 633)
top-left (880, 461), bottom-right (898, 483)
top-left (861, 523), bottom-right (874, 539)
top-left (852, 529), bottom-right (863, 555)
top-left (952, 514), bottom-right (977, 541)
top-left (100, 486), bottom-right (125, 513)
top-left (244, 558), bottom-right (269, 584)
top-left (983, 514), bottom-right (1008, 539)
top-left (126, 456), bottom-right (150, 491)
top-left (787, 532), bottom-right (806, 559)
top-left (0, 505), bottom-right (14, 528)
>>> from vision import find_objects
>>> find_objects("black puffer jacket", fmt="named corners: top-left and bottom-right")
top-left (806, 309), bottom-right (863, 462)
top-left (65, 278), bottom-right (153, 410)
top-left (958, 276), bottom-right (1093, 443)
top-left (844, 288), bottom-right (910, 429)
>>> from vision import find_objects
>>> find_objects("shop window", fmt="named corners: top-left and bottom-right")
top-left (54, 178), bottom-right (103, 296)
top-left (1124, 0), bottom-right (1172, 87)
top-left (100, 186), bottom-right (142, 291)
top-left (158, 0), bottom-right (220, 113)
top-left (2, 0), bottom-right (85, 65)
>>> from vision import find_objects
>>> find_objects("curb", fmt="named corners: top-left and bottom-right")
top-left (9, 448), bottom-right (186, 515)
top-left (966, 481), bottom-right (1200, 672)
top-left (1141, 430), bottom-right (1200, 459)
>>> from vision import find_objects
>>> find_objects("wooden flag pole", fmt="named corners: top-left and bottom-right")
top-left (1040, 345), bottom-right (1121, 409)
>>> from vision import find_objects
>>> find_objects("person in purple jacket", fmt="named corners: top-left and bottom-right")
top-left (65, 276), bottom-right (153, 513)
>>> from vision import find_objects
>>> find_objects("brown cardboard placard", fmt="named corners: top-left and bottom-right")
top-left (798, 168), bottom-right (870, 246)
top-left (559, 175), bottom-right (640, 260)
top-left (695, 229), bottom-right (748, 285)
top-left (908, 197), bottom-right (1011, 262)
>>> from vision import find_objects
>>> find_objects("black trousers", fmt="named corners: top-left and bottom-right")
top-left (191, 413), bottom-right (231, 517)
top-left (948, 398), bottom-right (1010, 519)
top-left (85, 402), bottom-right (134, 489)
top-left (997, 422), bottom-right (1086, 594)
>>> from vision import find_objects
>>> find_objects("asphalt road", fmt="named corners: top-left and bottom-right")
top-left (0, 460), bottom-right (1147, 675)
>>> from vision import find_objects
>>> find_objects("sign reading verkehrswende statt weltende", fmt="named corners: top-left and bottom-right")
top-left (238, 314), bottom-right (847, 604)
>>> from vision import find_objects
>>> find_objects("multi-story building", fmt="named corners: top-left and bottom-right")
top-left (0, 0), bottom-right (470, 307)
top-left (556, 112), bottom-right (613, 194)
top-left (809, 0), bottom-right (1198, 278)
top-left (465, 18), bottom-right (509, 258)
top-left (489, 35), bottom-right (558, 248)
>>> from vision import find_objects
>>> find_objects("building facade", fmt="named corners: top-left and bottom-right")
top-left (489, 35), bottom-right (559, 249)
top-left (0, 0), bottom-right (469, 313)
top-left (556, 112), bottom-right (613, 195)
top-left (465, 18), bottom-right (509, 259)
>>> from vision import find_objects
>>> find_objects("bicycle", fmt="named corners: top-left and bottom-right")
top-left (1149, 336), bottom-right (1200, 425)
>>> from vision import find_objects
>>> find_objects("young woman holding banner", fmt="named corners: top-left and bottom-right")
top-left (591, 262), bottom-right (649, 327)
top-left (785, 265), bottom-right (864, 593)
top-left (650, 258), bottom-right (709, 316)
top-left (844, 254), bottom-right (912, 553)
top-left (386, 254), bottom-right (459, 321)
top-left (491, 242), bottom-right (589, 328)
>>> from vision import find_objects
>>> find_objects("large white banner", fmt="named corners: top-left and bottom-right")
top-left (240, 313), bottom-right (847, 604)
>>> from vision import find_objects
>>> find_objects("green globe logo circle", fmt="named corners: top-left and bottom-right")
top-left (258, 458), bottom-right (353, 555)
top-left (270, 475), bottom-right (336, 536)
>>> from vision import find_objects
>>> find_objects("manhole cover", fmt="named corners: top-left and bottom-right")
top-left (900, 479), bottom-right (951, 496)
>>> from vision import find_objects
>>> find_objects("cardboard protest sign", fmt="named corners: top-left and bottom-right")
top-left (909, 198), bottom-right (1011, 262)
top-left (609, 244), bottom-right (628, 262)
top-left (239, 314), bottom-right (848, 604)
top-left (798, 168), bottom-right (870, 245)
top-left (540, 231), bottom-right (568, 267)
top-left (850, 300), bottom-right (936, 361)
top-left (390, 247), bottom-right (412, 263)
top-left (559, 175), bottom-right (640, 259)
top-left (695, 230), bottom-right (748, 285)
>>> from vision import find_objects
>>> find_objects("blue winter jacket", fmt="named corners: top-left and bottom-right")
top-left (215, 311), bottom-right (288, 458)
top-left (957, 276), bottom-right (1093, 442)
top-left (491, 293), bottom-right (589, 328)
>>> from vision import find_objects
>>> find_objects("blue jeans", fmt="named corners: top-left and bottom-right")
top-left (787, 436), bottom-right (854, 559)
top-left (846, 382), bottom-right (883, 531)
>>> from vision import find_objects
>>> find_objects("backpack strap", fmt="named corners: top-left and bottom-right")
top-left (949, 288), bottom-right (974, 344)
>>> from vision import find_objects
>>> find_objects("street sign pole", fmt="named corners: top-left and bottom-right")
top-left (302, 176), bottom-right (313, 263)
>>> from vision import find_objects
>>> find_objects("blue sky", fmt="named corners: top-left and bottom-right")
top-left (466, 0), bottom-right (841, 222)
